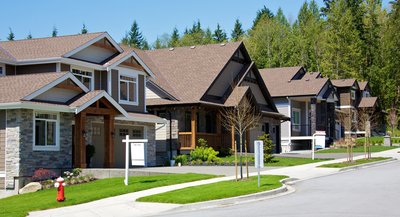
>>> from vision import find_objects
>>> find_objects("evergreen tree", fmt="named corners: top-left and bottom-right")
top-left (231, 19), bottom-right (244, 41)
top-left (26, 32), bottom-right (33, 39)
top-left (181, 20), bottom-right (205, 46)
top-left (52, 26), bottom-right (58, 37)
top-left (7, 28), bottom-right (15, 41)
top-left (252, 6), bottom-right (274, 28)
top-left (204, 28), bottom-right (213, 44)
top-left (142, 39), bottom-right (150, 50)
top-left (81, 24), bottom-right (88, 34)
top-left (153, 37), bottom-right (162, 49)
top-left (213, 23), bottom-right (227, 43)
top-left (121, 20), bottom-right (145, 49)
top-left (169, 27), bottom-right (180, 47)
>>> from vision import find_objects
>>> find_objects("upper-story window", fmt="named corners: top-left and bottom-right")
top-left (119, 71), bottom-right (138, 105)
top-left (363, 91), bottom-right (371, 97)
top-left (351, 90), bottom-right (356, 100)
top-left (72, 68), bottom-right (94, 90)
top-left (0, 63), bottom-right (5, 76)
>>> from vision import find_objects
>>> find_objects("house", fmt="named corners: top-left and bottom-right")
top-left (137, 42), bottom-right (288, 155)
top-left (0, 32), bottom-right (165, 190)
top-left (259, 67), bottom-right (338, 152)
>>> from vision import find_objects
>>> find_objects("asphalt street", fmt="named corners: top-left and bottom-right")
top-left (155, 161), bottom-right (400, 217)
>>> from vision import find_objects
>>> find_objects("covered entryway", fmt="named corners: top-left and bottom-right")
top-left (73, 97), bottom-right (122, 168)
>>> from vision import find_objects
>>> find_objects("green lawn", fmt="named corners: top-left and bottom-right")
top-left (0, 173), bottom-right (216, 217)
top-left (137, 175), bottom-right (287, 204)
top-left (220, 156), bottom-right (330, 167)
top-left (318, 157), bottom-right (391, 168)
top-left (317, 146), bottom-right (398, 153)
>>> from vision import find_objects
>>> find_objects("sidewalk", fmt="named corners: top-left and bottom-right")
top-left (28, 148), bottom-right (400, 217)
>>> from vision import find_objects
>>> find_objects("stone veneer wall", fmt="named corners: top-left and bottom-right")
top-left (5, 109), bottom-right (73, 189)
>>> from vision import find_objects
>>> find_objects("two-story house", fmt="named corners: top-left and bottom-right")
top-left (138, 42), bottom-right (288, 155)
top-left (0, 32), bottom-right (165, 190)
top-left (260, 67), bottom-right (338, 152)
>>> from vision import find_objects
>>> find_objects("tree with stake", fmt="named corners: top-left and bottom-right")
top-left (221, 96), bottom-right (261, 180)
top-left (336, 109), bottom-right (355, 162)
top-left (358, 107), bottom-right (379, 159)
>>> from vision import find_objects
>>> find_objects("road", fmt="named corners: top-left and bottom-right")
top-left (155, 161), bottom-right (400, 217)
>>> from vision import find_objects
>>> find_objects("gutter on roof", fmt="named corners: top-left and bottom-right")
top-left (262, 111), bottom-right (290, 121)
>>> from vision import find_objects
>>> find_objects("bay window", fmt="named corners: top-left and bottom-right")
top-left (33, 112), bottom-right (60, 151)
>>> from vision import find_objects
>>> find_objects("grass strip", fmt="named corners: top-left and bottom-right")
top-left (220, 156), bottom-right (331, 167)
top-left (0, 173), bottom-right (216, 217)
top-left (137, 175), bottom-right (288, 204)
top-left (318, 157), bottom-right (391, 168)
top-left (317, 146), bottom-right (397, 154)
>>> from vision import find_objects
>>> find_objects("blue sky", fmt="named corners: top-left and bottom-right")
top-left (0, 0), bottom-right (391, 44)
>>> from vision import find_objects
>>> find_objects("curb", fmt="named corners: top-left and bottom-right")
top-left (171, 177), bottom-right (298, 212)
top-left (339, 158), bottom-right (397, 172)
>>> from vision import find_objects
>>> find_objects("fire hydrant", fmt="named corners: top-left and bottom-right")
top-left (54, 177), bottom-right (66, 202)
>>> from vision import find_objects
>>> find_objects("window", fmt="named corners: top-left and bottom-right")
top-left (72, 68), bottom-right (93, 90)
top-left (132, 127), bottom-right (144, 139)
top-left (292, 108), bottom-right (301, 132)
top-left (119, 128), bottom-right (129, 137)
top-left (184, 111), bottom-right (192, 132)
top-left (0, 64), bottom-right (5, 76)
top-left (119, 74), bottom-right (138, 105)
top-left (33, 112), bottom-right (59, 151)
top-left (351, 90), bottom-right (356, 100)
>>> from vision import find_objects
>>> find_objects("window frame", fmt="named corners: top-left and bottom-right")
top-left (292, 108), bottom-right (301, 132)
top-left (0, 63), bottom-right (5, 77)
top-left (71, 66), bottom-right (94, 90)
top-left (351, 89), bottom-right (356, 100)
top-left (118, 70), bottom-right (139, 106)
top-left (33, 111), bottom-right (60, 151)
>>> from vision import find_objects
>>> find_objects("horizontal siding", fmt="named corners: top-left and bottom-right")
top-left (0, 178), bottom-right (4, 189)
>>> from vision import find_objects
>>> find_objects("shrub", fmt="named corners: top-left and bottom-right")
top-left (31, 169), bottom-right (57, 182)
top-left (190, 139), bottom-right (220, 163)
top-left (218, 147), bottom-right (233, 157)
top-left (257, 133), bottom-right (274, 163)
top-left (174, 155), bottom-right (189, 165)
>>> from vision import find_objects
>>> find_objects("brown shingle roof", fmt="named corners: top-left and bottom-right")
top-left (224, 86), bottom-right (249, 107)
top-left (0, 72), bottom-right (68, 103)
top-left (302, 72), bottom-right (322, 80)
top-left (331, 79), bottom-right (356, 87)
top-left (358, 97), bottom-right (377, 108)
top-left (144, 42), bottom-right (242, 103)
top-left (68, 90), bottom-right (104, 107)
top-left (358, 81), bottom-right (368, 91)
top-left (259, 66), bottom-right (303, 82)
top-left (0, 32), bottom-right (104, 61)
top-left (260, 68), bottom-right (328, 97)
top-left (0, 47), bottom-right (15, 62)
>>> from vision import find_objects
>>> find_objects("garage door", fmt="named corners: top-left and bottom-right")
top-left (114, 125), bottom-right (145, 168)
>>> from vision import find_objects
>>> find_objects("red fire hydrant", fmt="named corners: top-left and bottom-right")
top-left (54, 177), bottom-right (66, 202)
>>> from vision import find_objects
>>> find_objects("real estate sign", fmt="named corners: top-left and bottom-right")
top-left (131, 143), bottom-right (145, 166)
top-left (254, 140), bottom-right (264, 169)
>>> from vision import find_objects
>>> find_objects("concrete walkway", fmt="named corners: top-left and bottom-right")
top-left (28, 148), bottom-right (400, 217)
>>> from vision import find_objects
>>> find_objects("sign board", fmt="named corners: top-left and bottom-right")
top-left (254, 140), bottom-right (264, 169)
top-left (130, 143), bottom-right (145, 166)
top-left (315, 131), bottom-right (326, 149)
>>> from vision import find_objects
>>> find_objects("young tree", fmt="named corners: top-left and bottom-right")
top-left (387, 107), bottom-right (398, 136)
top-left (231, 19), bottom-right (244, 42)
top-left (358, 107), bottom-right (379, 159)
top-left (52, 26), bottom-right (58, 37)
top-left (221, 96), bottom-right (261, 180)
top-left (213, 23), bottom-right (227, 43)
top-left (336, 110), bottom-right (355, 162)
top-left (168, 27), bottom-right (180, 47)
top-left (7, 28), bottom-right (15, 41)
top-left (81, 24), bottom-right (88, 34)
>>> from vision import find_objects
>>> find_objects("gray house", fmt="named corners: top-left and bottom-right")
top-left (0, 32), bottom-right (165, 190)
top-left (260, 67), bottom-right (338, 152)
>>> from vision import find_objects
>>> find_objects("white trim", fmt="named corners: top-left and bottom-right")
top-left (305, 100), bottom-right (309, 135)
top-left (106, 51), bottom-right (155, 78)
top-left (63, 33), bottom-right (123, 57)
top-left (73, 91), bottom-right (129, 118)
top-left (287, 97), bottom-right (291, 149)
top-left (71, 66), bottom-right (95, 91)
top-left (16, 57), bottom-right (62, 65)
top-left (0, 63), bottom-right (5, 77)
top-left (144, 78), bottom-right (147, 112)
top-left (0, 102), bottom-right (73, 113)
top-left (118, 69), bottom-right (139, 106)
top-left (116, 115), bottom-right (166, 124)
top-left (23, 73), bottom-right (89, 101)
top-left (32, 111), bottom-right (60, 151)
top-left (56, 63), bottom-right (61, 72)
top-left (61, 58), bottom-right (104, 70)
top-left (107, 69), bottom-right (112, 95)
top-left (292, 108), bottom-right (301, 132)
top-left (336, 105), bottom-right (355, 109)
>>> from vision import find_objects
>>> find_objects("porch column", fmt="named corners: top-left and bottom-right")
top-left (191, 108), bottom-right (197, 149)
top-left (310, 98), bottom-right (317, 134)
top-left (104, 114), bottom-right (115, 168)
top-left (74, 112), bottom-right (86, 168)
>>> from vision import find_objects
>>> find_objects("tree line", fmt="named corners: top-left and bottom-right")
top-left (2, 0), bottom-right (399, 114)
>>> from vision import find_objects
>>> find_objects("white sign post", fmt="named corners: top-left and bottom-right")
top-left (254, 140), bottom-right (264, 188)
top-left (122, 135), bottom-right (148, 186)
top-left (312, 131), bottom-right (326, 160)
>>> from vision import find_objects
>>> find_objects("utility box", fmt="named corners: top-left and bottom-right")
top-left (384, 135), bottom-right (392, 147)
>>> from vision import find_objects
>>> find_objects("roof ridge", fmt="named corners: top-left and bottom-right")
top-left (145, 41), bottom-right (242, 52)
top-left (0, 32), bottom-right (106, 44)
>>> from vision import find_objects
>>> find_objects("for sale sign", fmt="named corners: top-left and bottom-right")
top-left (254, 140), bottom-right (264, 169)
